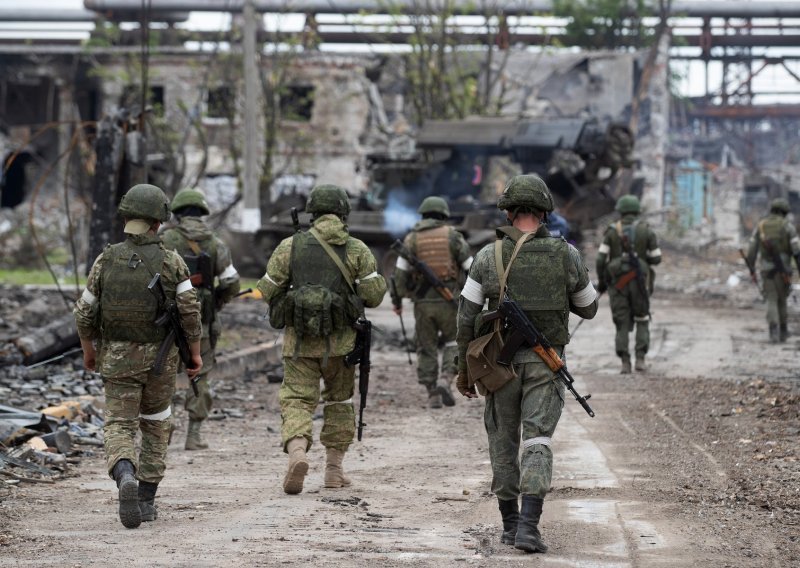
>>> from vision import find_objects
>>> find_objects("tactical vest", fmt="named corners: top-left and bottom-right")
top-left (100, 240), bottom-right (169, 343)
top-left (503, 236), bottom-right (570, 346)
top-left (758, 216), bottom-right (790, 253)
top-left (163, 230), bottom-right (217, 325)
top-left (413, 225), bottom-right (456, 279)
top-left (604, 220), bottom-right (649, 279)
top-left (283, 230), bottom-right (359, 338)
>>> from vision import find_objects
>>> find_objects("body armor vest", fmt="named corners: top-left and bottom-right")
top-left (503, 236), bottom-right (570, 346)
top-left (100, 240), bottom-right (169, 343)
top-left (758, 216), bottom-right (790, 253)
top-left (604, 220), bottom-right (650, 279)
top-left (413, 225), bottom-right (456, 281)
top-left (162, 230), bottom-right (217, 325)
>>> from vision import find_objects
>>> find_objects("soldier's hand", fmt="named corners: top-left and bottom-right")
top-left (393, 305), bottom-right (402, 316)
top-left (456, 370), bottom-right (477, 398)
top-left (186, 354), bottom-right (203, 379)
top-left (596, 280), bottom-right (607, 294)
top-left (83, 351), bottom-right (96, 372)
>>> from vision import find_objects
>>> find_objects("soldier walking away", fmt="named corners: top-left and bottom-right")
top-left (455, 175), bottom-right (598, 553)
top-left (393, 196), bottom-right (473, 408)
top-left (257, 184), bottom-right (386, 495)
top-left (161, 188), bottom-right (241, 450)
top-left (595, 195), bottom-right (662, 373)
top-left (746, 197), bottom-right (800, 343)
top-left (73, 184), bottom-right (203, 528)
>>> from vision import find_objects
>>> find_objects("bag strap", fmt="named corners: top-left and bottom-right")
top-left (493, 232), bottom-right (534, 330)
top-left (308, 227), bottom-right (357, 296)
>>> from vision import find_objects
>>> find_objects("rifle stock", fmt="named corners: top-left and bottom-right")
top-left (390, 240), bottom-right (456, 305)
top-left (484, 296), bottom-right (595, 417)
top-left (738, 248), bottom-right (765, 299)
top-left (345, 317), bottom-right (372, 441)
top-left (388, 276), bottom-right (413, 365)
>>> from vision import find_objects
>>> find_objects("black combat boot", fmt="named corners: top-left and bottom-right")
top-left (779, 324), bottom-right (789, 342)
top-left (138, 481), bottom-right (159, 522)
top-left (514, 495), bottom-right (547, 553)
top-left (112, 459), bottom-right (141, 529)
top-left (769, 324), bottom-right (780, 343)
top-left (498, 498), bottom-right (519, 545)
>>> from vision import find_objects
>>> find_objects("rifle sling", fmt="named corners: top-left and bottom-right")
top-left (493, 231), bottom-right (534, 332)
top-left (308, 227), bottom-right (357, 297)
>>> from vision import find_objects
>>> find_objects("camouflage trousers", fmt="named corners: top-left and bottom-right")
top-left (762, 273), bottom-right (790, 326)
top-left (608, 283), bottom-right (650, 358)
top-left (279, 356), bottom-right (355, 452)
top-left (103, 357), bottom-right (177, 485)
top-left (184, 337), bottom-right (214, 421)
top-left (484, 360), bottom-right (565, 501)
top-left (413, 301), bottom-right (458, 389)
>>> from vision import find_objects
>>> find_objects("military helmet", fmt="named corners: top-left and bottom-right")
top-left (497, 174), bottom-right (554, 213)
top-left (770, 197), bottom-right (791, 214)
top-left (305, 184), bottom-right (351, 217)
top-left (418, 196), bottom-right (450, 218)
top-left (171, 187), bottom-right (210, 215)
top-left (117, 183), bottom-right (171, 222)
top-left (616, 194), bottom-right (641, 215)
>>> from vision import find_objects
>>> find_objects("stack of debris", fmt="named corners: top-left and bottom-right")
top-left (0, 397), bottom-right (104, 487)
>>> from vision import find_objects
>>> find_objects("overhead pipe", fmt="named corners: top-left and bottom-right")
top-left (83, 0), bottom-right (800, 19)
top-left (0, 8), bottom-right (188, 23)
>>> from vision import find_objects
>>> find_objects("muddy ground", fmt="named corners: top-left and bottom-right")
top-left (0, 245), bottom-right (799, 567)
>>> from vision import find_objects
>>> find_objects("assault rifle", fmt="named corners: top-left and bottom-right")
top-left (738, 248), bottom-right (765, 299)
top-left (148, 273), bottom-right (199, 396)
top-left (388, 276), bottom-right (413, 365)
top-left (390, 240), bottom-right (456, 305)
top-left (484, 295), bottom-right (595, 417)
top-left (617, 234), bottom-right (649, 315)
top-left (345, 317), bottom-right (372, 441)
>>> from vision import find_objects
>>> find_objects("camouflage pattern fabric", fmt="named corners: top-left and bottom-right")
top-left (746, 213), bottom-right (800, 327)
top-left (484, 362), bottom-right (565, 500)
top-left (184, 337), bottom-right (214, 421)
top-left (103, 360), bottom-right (177, 484)
top-left (279, 356), bottom-right (355, 452)
top-left (596, 214), bottom-right (661, 358)
top-left (257, 214), bottom-right (386, 358)
top-left (414, 301), bottom-right (458, 387)
top-left (74, 234), bottom-right (201, 484)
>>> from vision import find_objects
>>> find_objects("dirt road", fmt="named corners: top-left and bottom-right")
top-left (1, 291), bottom-right (798, 567)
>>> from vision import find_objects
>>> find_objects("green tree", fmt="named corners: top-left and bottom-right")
top-left (553, 0), bottom-right (656, 50)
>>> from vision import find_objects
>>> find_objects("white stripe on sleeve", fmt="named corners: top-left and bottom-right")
top-left (598, 243), bottom-right (610, 255)
top-left (647, 248), bottom-right (662, 258)
top-left (81, 288), bottom-right (97, 305)
top-left (395, 257), bottom-right (410, 271)
top-left (220, 264), bottom-right (238, 279)
top-left (461, 256), bottom-right (474, 271)
top-left (356, 271), bottom-right (380, 284)
top-left (176, 279), bottom-right (193, 294)
top-left (571, 282), bottom-right (597, 308)
top-left (461, 276), bottom-right (485, 305)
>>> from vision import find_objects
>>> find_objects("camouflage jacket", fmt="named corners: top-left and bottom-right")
top-left (596, 213), bottom-right (661, 286)
top-left (73, 234), bottom-right (202, 379)
top-left (394, 219), bottom-right (473, 303)
top-left (257, 214), bottom-right (387, 358)
top-left (456, 225), bottom-right (597, 371)
top-left (746, 213), bottom-right (800, 275)
top-left (161, 216), bottom-right (241, 338)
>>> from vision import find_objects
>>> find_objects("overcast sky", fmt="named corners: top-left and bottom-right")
top-left (10, 1), bottom-right (800, 103)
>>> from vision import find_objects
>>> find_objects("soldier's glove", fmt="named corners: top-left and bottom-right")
top-left (456, 370), bottom-right (478, 398)
top-left (596, 280), bottom-right (608, 294)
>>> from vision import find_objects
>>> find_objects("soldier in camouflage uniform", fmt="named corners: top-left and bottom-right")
top-left (455, 175), bottom-right (598, 554)
top-left (595, 195), bottom-right (662, 373)
top-left (394, 196), bottom-right (473, 408)
top-left (746, 197), bottom-right (800, 342)
top-left (257, 184), bottom-right (386, 495)
top-left (74, 184), bottom-right (203, 529)
top-left (161, 188), bottom-right (241, 450)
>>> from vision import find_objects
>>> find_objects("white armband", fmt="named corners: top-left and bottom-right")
top-left (461, 276), bottom-right (484, 305)
top-left (571, 282), bottom-right (597, 308)
top-left (220, 264), bottom-right (238, 280)
top-left (176, 279), bottom-right (193, 295)
top-left (598, 243), bottom-right (610, 255)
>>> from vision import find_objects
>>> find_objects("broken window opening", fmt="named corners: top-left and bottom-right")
top-left (206, 86), bottom-right (235, 120)
top-left (280, 85), bottom-right (314, 122)
top-left (1, 151), bottom-right (33, 209)
top-left (2, 77), bottom-right (57, 127)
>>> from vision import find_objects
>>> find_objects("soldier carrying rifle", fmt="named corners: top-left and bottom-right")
top-left (257, 184), bottom-right (386, 495)
top-left (73, 184), bottom-right (202, 529)
top-left (745, 197), bottom-right (800, 342)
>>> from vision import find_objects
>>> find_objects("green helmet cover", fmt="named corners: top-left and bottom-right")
top-left (171, 187), bottom-right (210, 215)
top-left (117, 183), bottom-right (171, 222)
top-left (616, 194), bottom-right (641, 215)
top-left (306, 184), bottom-right (351, 217)
top-left (770, 197), bottom-right (790, 214)
top-left (418, 196), bottom-right (450, 218)
top-left (497, 174), bottom-right (554, 212)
